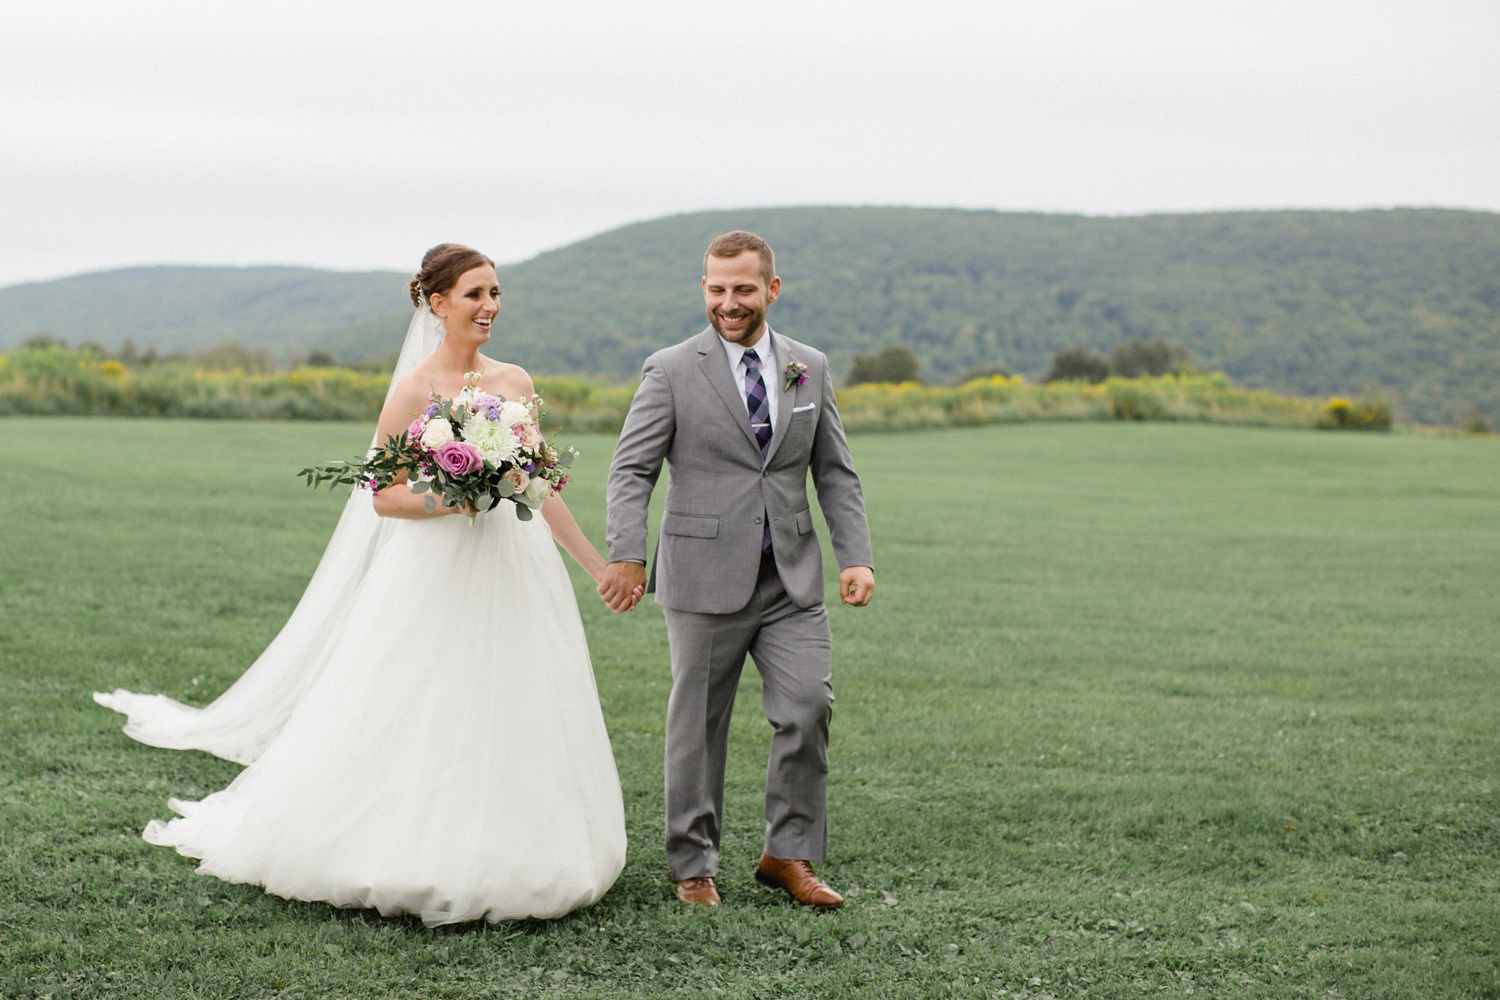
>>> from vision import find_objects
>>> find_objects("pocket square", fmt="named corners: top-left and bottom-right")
top-left (792, 403), bottom-right (817, 413)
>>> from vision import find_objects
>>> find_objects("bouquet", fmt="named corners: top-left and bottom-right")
top-left (301, 372), bottom-right (575, 520)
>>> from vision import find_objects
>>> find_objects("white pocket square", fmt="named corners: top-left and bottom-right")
top-left (792, 402), bottom-right (816, 413)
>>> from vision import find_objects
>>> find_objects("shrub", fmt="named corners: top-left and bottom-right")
top-left (1461, 409), bottom-right (1494, 435)
top-left (846, 345), bottom-right (921, 386)
top-left (1110, 337), bottom-right (1193, 378)
top-left (0, 343), bottom-right (1401, 435)
top-left (1043, 347), bottom-right (1111, 384)
top-left (832, 372), bottom-right (1321, 433)
top-left (1316, 396), bottom-right (1392, 431)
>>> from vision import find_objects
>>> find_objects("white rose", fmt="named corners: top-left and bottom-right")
top-left (522, 475), bottom-right (552, 507)
top-left (420, 417), bottom-right (454, 450)
top-left (498, 400), bottom-right (532, 427)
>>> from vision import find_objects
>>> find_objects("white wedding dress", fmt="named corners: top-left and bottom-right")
top-left (94, 305), bottom-right (625, 927)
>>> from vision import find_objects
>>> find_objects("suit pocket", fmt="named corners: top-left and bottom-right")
top-left (663, 512), bottom-right (720, 539)
top-left (795, 509), bottom-right (813, 535)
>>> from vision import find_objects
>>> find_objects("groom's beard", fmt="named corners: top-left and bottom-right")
top-left (707, 305), bottom-right (767, 344)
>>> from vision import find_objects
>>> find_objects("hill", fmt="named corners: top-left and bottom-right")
top-left (2, 207), bottom-right (1497, 425)
top-left (0, 266), bottom-right (408, 359)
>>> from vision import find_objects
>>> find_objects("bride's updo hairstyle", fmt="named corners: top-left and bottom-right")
top-left (409, 243), bottom-right (496, 306)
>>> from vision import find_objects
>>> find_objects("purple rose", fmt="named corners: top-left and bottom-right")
top-left (406, 417), bottom-right (426, 443)
top-left (434, 440), bottom-right (482, 476)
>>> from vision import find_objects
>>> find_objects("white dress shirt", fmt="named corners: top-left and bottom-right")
top-left (718, 328), bottom-right (780, 431)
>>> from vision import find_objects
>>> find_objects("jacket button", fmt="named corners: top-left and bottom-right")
top-left (754, 516), bottom-right (763, 524)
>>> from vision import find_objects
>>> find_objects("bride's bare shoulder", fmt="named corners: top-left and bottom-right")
top-left (377, 368), bottom-right (437, 432)
top-left (482, 357), bottom-right (534, 399)
top-left (389, 367), bottom-right (438, 408)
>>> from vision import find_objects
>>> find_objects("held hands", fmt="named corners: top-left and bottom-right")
top-left (839, 566), bottom-right (875, 607)
top-left (598, 561), bottom-right (648, 614)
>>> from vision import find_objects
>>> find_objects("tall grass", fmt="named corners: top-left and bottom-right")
top-left (834, 373), bottom-right (1390, 432)
top-left (0, 343), bottom-right (1393, 432)
top-left (0, 344), bottom-right (387, 420)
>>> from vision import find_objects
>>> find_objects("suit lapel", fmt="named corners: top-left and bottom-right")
top-left (695, 327), bottom-right (762, 453)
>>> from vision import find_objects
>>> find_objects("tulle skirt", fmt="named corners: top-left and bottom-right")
top-left (97, 498), bottom-right (625, 926)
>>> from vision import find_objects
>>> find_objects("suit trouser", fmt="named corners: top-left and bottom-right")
top-left (661, 565), bottom-right (834, 880)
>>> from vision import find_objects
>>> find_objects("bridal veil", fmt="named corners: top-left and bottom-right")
top-left (94, 303), bottom-right (447, 764)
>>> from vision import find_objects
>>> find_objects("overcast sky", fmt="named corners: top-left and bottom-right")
top-left (2, 0), bottom-right (1496, 288)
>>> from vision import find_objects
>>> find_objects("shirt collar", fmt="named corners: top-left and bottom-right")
top-left (720, 327), bottom-right (777, 373)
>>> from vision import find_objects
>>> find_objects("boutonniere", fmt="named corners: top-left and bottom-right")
top-left (783, 359), bottom-right (809, 393)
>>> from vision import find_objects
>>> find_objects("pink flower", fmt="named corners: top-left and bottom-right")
top-left (434, 440), bottom-right (482, 476)
top-left (406, 417), bottom-right (426, 444)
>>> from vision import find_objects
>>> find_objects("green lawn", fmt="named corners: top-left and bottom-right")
top-left (2, 418), bottom-right (1496, 999)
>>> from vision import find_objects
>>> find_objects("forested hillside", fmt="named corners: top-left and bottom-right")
top-left (3, 207), bottom-right (1496, 425)
top-left (0, 266), bottom-right (407, 358)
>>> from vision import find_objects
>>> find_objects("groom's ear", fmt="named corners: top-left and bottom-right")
top-left (767, 276), bottom-right (781, 304)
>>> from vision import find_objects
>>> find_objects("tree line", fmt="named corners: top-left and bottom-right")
top-left (3, 207), bottom-right (1496, 427)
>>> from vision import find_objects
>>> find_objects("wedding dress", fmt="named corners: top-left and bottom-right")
top-left (94, 304), bottom-right (626, 926)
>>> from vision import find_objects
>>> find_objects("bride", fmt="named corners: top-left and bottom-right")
top-left (95, 244), bottom-right (633, 926)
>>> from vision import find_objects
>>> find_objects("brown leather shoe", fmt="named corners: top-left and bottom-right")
top-left (754, 854), bottom-right (843, 909)
top-left (675, 876), bottom-right (721, 906)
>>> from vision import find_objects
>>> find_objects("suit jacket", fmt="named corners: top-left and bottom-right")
top-left (607, 327), bottom-right (873, 614)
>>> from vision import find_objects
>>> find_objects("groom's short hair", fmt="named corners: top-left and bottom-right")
top-left (704, 231), bottom-right (776, 285)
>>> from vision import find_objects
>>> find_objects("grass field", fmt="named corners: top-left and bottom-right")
top-left (1, 418), bottom-right (1497, 999)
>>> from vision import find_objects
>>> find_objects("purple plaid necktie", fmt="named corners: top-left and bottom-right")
top-left (742, 348), bottom-right (773, 454)
top-left (743, 348), bottom-right (773, 556)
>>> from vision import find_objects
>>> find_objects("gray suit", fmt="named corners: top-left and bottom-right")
top-left (607, 326), bottom-right (873, 879)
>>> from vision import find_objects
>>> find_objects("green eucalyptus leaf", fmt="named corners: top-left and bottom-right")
top-left (423, 495), bottom-right (436, 513)
top-left (410, 480), bottom-right (429, 494)
top-left (514, 502), bottom-right (533, 521)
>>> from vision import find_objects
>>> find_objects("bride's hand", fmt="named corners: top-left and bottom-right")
top-left (595, 583), bottom-right (643, 613)
top-left (598, 562), bottom-right (647, 613)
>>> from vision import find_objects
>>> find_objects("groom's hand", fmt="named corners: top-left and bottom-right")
top-left (839, 566), bottom-right (875, 607)
top-left (599, 561), bottom-right (648, 613)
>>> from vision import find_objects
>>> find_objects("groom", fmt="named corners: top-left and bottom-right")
top-left (600, 230), bottom-right (874, 909)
